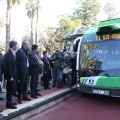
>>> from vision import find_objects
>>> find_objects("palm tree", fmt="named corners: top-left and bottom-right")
top-left (26, 0), bottom-right (41, 45)
top-left (35, 0), bottom-right (40, 44)
top-left (6, 0), bottom-right (22, 51)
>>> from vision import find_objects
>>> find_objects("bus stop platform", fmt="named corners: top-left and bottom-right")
top-left (0, 86), bottom-right (78, 120)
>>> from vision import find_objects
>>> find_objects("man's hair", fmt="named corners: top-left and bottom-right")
top-left (56, 49), bottom-right (59, 52)
top-left (43, 51), bottom-right (47, 55)
top-left (22, 40), bottom-right (28, 47)
top-left (32, 44), bottom-right (38, 51)
top-left (9, 41), bottom-right (17, 48)
top-left (63, 48), bottom-right (67, 52)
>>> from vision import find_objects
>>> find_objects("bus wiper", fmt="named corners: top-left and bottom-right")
top-left (99, 72), bottom-right (110, 77)
top-left (81, 69), bottom-right (110, 77)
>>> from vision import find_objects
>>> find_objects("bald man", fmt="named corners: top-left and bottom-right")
top-left (16, 40), bottom-right (31, 104)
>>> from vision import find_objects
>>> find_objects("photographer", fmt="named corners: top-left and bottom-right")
top-left (50, 49), bottom-right (62, 87)
top-left (60, 54), bottom-right (73, 88)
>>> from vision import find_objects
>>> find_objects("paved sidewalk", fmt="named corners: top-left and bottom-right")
top-left (0, 84), bottom-right (76, 120)
top-left (0, 80), bottom-right (53, 107)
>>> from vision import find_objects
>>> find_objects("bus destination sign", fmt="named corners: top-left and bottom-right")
top-left (96, 33), bottom-right (120, 40)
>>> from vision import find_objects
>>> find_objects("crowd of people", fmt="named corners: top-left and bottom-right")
top-left (0, 40), bottom-right (77, 111)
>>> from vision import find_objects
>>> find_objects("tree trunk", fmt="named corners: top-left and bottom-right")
top-left (6, 0), bottom-right (12, 51)
top-left (30, 17), bottom-right (34, 45)
top-left (6, 6), bottom-right (10, 51)
top-left (35, 0), bottom-right (39, 44)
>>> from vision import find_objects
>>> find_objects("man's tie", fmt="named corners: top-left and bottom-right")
top-left (13, 54), bottom-right (16, 60)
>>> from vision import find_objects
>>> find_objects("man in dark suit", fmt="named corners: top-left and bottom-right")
top-left (4, 41), bottom-right (18, 109)
top-left (41, 51), bottom-right (51, 89)
top-left (29, 45), bottom-right (41, 98)
top-left (16, 40), bottom-right (31, 104)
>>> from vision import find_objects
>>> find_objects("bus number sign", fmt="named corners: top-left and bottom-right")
top-left (96, 33), bottom-right (120, 40)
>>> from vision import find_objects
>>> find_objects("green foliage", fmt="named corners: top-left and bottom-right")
top-left (26, 0), bottom-right (41, 19)
top-left (7, 0), bottom-right (22, 7)
top-left (57, 15), bottom-right (82, 38)
top-left (38, 16), bottom-right (82, 51)
top-left (103, 2), bottom-right (117, 19)
top-left (38, 27), bottom-right (64, 51)
top-left (71, 0), bottom-right (101, 25)
top-left (25, 0), bottom-right (41, 44)
top-left (12, 0), bottom-right (21, 5)
top-left (0, 17), bottom-right (5, 27)
top-left (0, 39), bottom-right (6, 53)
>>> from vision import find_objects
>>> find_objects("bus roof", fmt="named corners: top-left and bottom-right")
top-left (84, 18), bottom-right (120, 35)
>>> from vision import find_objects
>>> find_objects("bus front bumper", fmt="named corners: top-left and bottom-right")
top-left (77, 84), bottom-right (120, 98)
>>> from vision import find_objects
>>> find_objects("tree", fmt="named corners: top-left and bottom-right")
top-left (25, 0), bottom-right (41, 45)
top-left (57, 15), bottom-right (82, 38)
top-left (38, 27), bottom-right (63, 52)
top-left (71, 0), bottom-right (101, 26)
top-left (6, 0), bottom-right (22, 51)
top-left (35, 0), bottom-right (40, 44)
top-left (103, 3), bottom-right (117, 19)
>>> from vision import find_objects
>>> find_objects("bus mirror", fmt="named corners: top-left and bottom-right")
top-left (73, 37), bottom-right (80, 52)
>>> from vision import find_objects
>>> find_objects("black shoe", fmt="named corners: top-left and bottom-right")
top-left (0, 109), bottom-right (3, 113)
top-left (47, 87), bottom-right (50, 89)
top-left (52, 85), bottom-right (55, 87)
top-left (6, 104), bottom-right (17, 109)
top-left (59, 86), bottom-right (62, 88)
top-left (12, 102), bottom-right (17, 105)
top-left (18, 99), bottom-right (22, 104)
top-left (31, 96), bottom-right (38, 98)
top-left (0, 97), bottom-right (4, 100)
top-left (35, 93), bottom-right (41, 96)
top-left (23, 96), bottom-right (31, 101)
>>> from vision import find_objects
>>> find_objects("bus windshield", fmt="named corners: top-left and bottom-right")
top-left (80, 34), bottom-right (120, 77)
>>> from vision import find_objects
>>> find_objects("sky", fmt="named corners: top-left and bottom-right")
top-left (0, 0), bottom-right (120, 44)
top-left (12, 0), bottom-right (120, 27)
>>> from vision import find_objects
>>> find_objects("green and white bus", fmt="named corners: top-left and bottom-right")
top-left (74, 18), bottom-right (120, 97)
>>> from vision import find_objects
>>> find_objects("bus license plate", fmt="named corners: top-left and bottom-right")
top-left (92, 90), bottom-right (109, 96)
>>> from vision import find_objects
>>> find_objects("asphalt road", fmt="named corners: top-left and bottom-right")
top-left (28, 93), bottom-right (120, 120)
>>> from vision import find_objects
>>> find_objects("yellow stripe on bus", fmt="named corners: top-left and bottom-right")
top-left (80, 77), bottom-right (85, 83)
